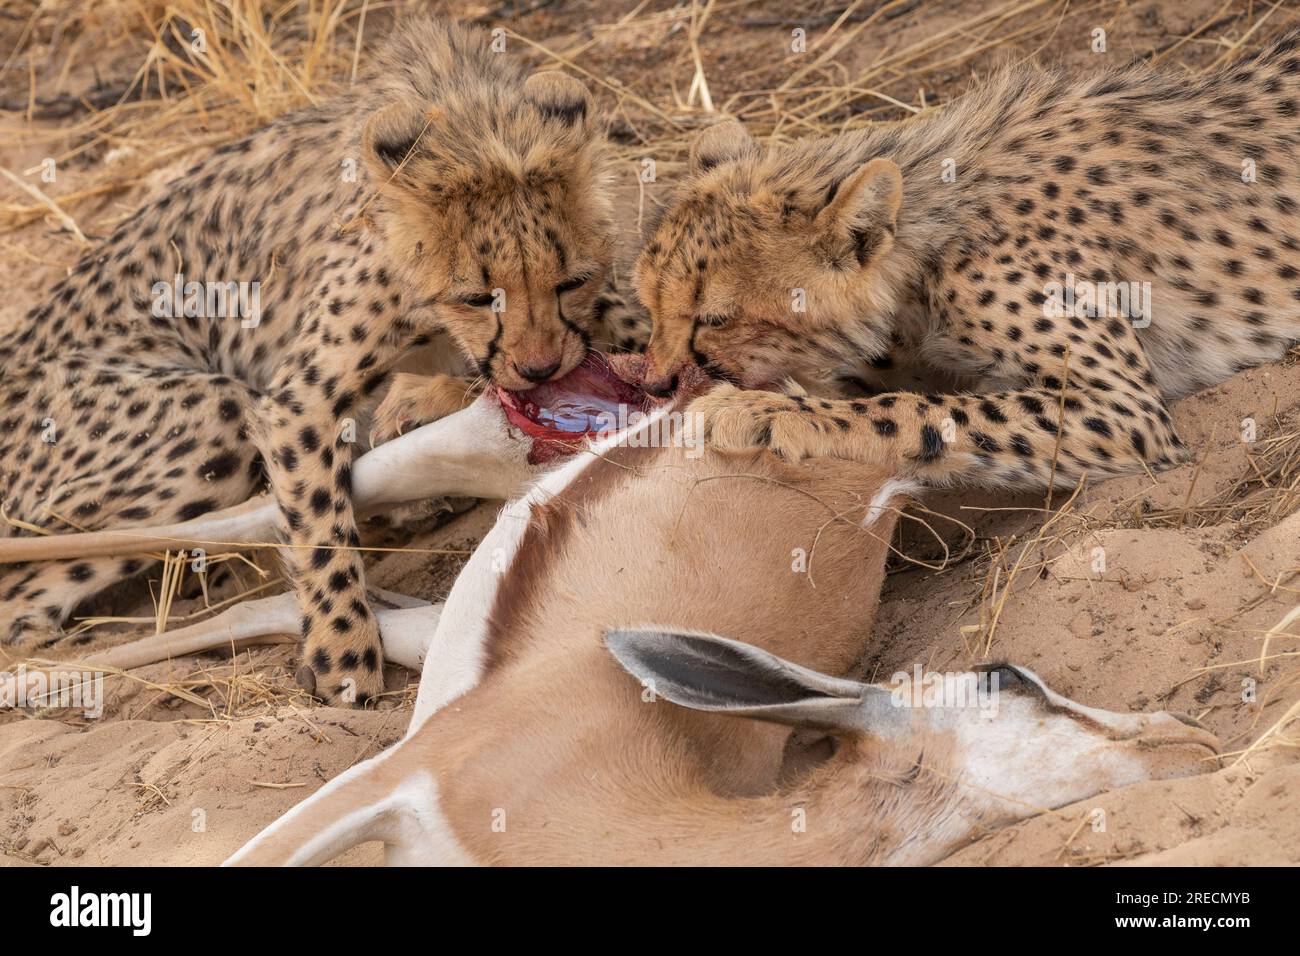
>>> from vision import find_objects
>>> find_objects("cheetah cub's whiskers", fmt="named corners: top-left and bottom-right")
top-left (225, 401), bottom-right (1217, 867)
top-left (637, 29), bottom-right (1300, 491)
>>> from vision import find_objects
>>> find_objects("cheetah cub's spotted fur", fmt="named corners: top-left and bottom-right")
top-left (0, 19), bottom-right (643, 705)
top-left (638, 31), bottom-right (1300, 490)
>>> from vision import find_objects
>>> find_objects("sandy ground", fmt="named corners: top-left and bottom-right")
top-left (1, 0), bottom-right (1298, 866)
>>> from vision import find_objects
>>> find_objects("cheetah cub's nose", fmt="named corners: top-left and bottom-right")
top-left (643, 372), bottom-right (678, 397)
top-left (515, 360), bottom-right (562, 383)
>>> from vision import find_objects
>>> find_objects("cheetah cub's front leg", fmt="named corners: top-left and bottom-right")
top-left (691, 374), bottom-right (1190, 491)
top-left (370, 373), bottom-right (481, 445)
top-left (256, 263), bottom-right (411, 707)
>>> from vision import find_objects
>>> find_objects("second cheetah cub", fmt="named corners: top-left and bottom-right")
top-left (637, 30), bottom-right (1300, 489)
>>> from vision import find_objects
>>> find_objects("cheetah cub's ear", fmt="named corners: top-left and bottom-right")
top-left (815, 158), bottom-right (903, 270)
top-left (362, 101), bottom-right (431, 183)
top-left (522, 71), bottom-right (595, 132)
top-left (689, 120), bottom-right (760, 175)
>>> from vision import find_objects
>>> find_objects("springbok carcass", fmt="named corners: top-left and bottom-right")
top-left (223, 386), bottom-right (1219, 866)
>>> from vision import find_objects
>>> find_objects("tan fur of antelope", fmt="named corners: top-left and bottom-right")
top-left (226, 402), bottom-right (1218, 866)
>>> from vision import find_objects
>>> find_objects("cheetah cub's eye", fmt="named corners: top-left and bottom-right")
top-left (460, 292), bottom-right (496, 308)
top-left (555, 274), bottom-right (592, 295)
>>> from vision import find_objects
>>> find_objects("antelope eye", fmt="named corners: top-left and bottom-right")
top-left (555, 275), bottom-right (590, 294)
top-left (698, 313), bottom-right (731, 328)
top-left (988, 664), bottom-right (1029, 688)
top-left (461, 292), bottom-right (495, 308)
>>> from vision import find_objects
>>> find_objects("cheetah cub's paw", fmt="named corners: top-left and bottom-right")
top-left (295, 625), bottom-right (387, 709)
top-left (688, 383), bottom-right (885, 465)
top-left (370, 374), bottom-right (481, 446)
top-left (297, 666), bottom-right (385, 709)
top-left (688, 383), bottom-right (835, 461)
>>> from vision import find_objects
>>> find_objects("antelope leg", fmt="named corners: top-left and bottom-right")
top-left (0, 494), bottom-right (277, 565)
top-left (1, 590), bottom-right (441, 708)
top-left (350, 391), bottom-right (539, 512)
top-left (365, 604), bottom-right (442, 672)
top-left (0, 394), bottom-right (540, 565)
top-left (79, 592), bottom-right (303, 671)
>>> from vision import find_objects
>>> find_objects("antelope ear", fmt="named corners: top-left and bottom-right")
top-left (689, 120), bottom-right (759, 175)
top-left (363, 101), bottom-right (432, 182)
top-left (604, 628), bottom-right (892, 732)
top-left (523, 71), bottom-right (594, 130)
top-left (816, 158), bottom-right (903, 268)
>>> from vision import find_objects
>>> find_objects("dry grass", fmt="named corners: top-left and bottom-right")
top-left (6, 0), bottom-right (1299, 242)
top-left (1134, 424), bottom-right (1300, 532)
top-left (1, 0), bottom-right (370, 237)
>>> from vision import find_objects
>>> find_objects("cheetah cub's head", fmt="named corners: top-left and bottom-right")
top-left (635, 121), bottom-right (903, 395)
top-left (364, 72), bottom-right (615, 392)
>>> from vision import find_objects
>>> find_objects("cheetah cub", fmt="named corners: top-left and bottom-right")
top-left (637, 30), bottom-right (1300, 490)
top-left (0, 19), bottom-right (636, 705)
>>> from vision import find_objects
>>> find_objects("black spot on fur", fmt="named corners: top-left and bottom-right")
top-left (177, 498), bottom-right (218, 521)
top-left (917, 425), bottom-right (945, 461)
top-left (197, 452), bottom-right (241, 481)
